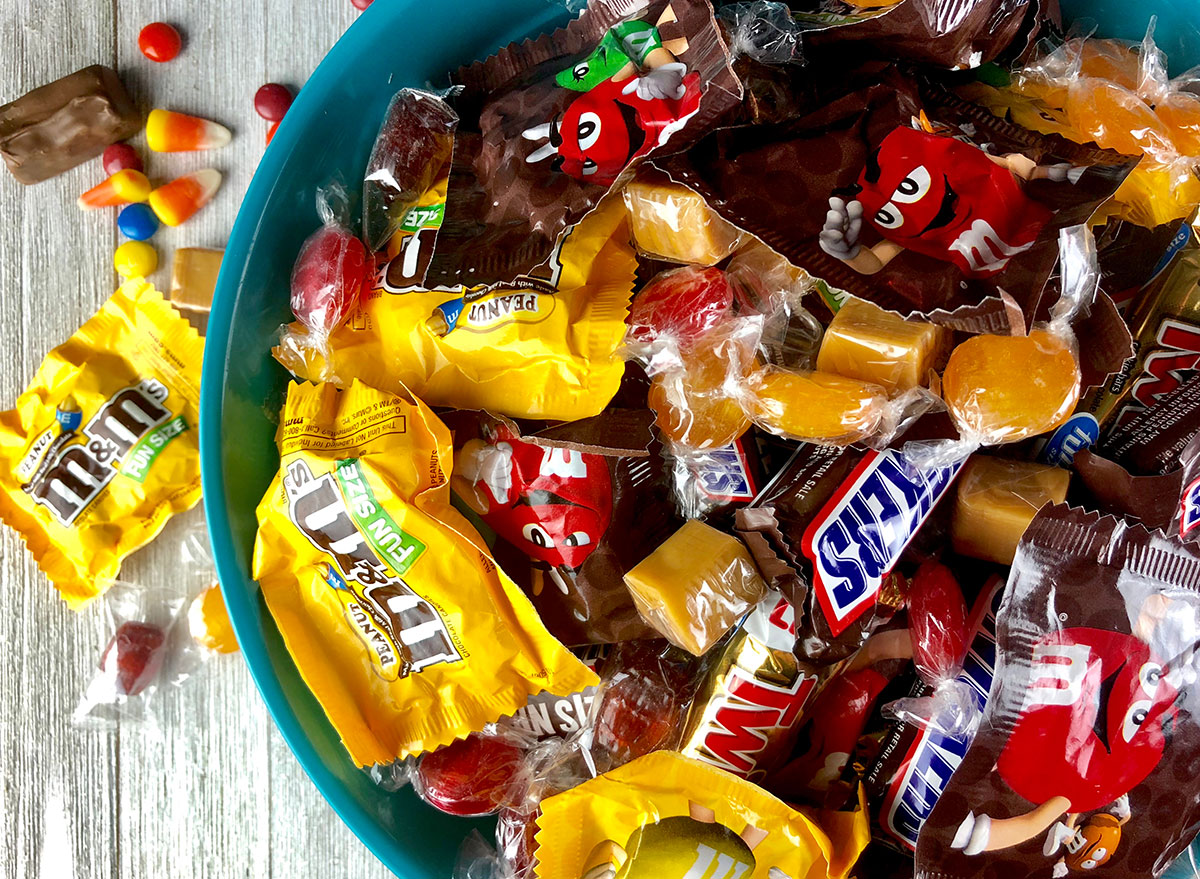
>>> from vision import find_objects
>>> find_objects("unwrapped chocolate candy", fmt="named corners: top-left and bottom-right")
top-left (0, 66), bottom-right (140, 184)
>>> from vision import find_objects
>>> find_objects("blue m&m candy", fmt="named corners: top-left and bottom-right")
top-left (117, 203), bottom-right (161, 241)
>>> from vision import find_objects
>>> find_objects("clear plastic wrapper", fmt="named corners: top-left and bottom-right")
top-left (718, 1), bottom-right (803, 66)
top-left (413, 724), bottom-right (538, 817)
top-left (880, 560), bottom-right (977, 738)
top-left (950, 454), bottom-right (1070, 566)
top-left (622, 519), bottom-right (768, 656)
top-left (906, 224), bottom-right (1096, 468)
top-left (623, 171), bottom-right (745, 266)
top-left (362, 87), bottom-right (457, 253)
top-left (73, 581), bottom-right (185, 729)
top-left (288, 180), bottom-right (370, 347)
top-left (994, 22), bottom-right (1200, 227)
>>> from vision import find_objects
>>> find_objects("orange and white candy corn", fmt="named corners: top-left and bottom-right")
top-left (148, 169), bottom-right (222, 226)
top-left (145, 109), bottom-right (232, 153)
top-left (77, 169), bottom-right (151, 210)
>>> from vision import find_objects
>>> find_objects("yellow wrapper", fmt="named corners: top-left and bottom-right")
top-left (252, 380), bottom-right (597, 766)
top-left (0, 278), bottom-right (203, 608)
top-left (534, 751), bottom-right (867, 879)
top-left (272, 196), bottom-right (636, 422)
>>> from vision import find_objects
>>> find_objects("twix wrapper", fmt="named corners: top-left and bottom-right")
top-left (252, 380), bottom-right (596, 766)
top-left (680, 591), bottom-right (818, 780)
top-left (0, 279), bottom-right (204, 607)
top-left (1082, 227), bottom-right (1200, 435)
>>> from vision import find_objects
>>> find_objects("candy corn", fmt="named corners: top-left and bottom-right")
top-left (148, 169), bottom-right (222, 226)
top-left (77, 169), bottom-right (151, 210)
top-left (145, 109), bottom-right (231, 153)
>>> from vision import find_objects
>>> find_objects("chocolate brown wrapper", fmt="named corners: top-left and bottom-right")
top-left (797, 0), bottom-right (1056, 71)
top-left (916, 504), bottom-right (1200, 879)
top-left (422, 0), bottom-right (743, 286)
top-left (0, 66), bottom-right (140, 185)
top-left (450, 412), bottom-right (678, 645)
top-left (654, 67), bottom-right (1134, 332)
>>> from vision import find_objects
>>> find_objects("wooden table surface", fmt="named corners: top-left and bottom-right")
top-left (0, 2), bottom-right (398, 877)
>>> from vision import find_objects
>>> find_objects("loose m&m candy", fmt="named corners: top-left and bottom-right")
top-left (138, 23), bottom-right (183, 63)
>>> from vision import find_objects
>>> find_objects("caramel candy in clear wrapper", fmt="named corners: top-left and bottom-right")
top-left (624, 520), bottom-right (767, 656)
top-left (170, 248), bottom-right (223, 315)
top-left (624, 175), bottom-right (742, 266)
top-left (816, 298), bottom-right (947, 394)
top-left (746, 367), bottom-right (886, 445)
top-left (943, 329), bottom-right (1080, 443)
top-left (950, 455), bottom-right (1069, 566)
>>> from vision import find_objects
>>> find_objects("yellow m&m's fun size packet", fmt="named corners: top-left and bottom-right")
top-left (0, 279), bottom-right (204, 608)
top-left (534, 750), bottom-right (868, 879)
top-left (253, 380), bottom-right (596, 767)
top-left (273, 195), bottom-right (636, 423)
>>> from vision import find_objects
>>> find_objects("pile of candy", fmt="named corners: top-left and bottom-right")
top-left (6, 1), bottom-right (1200, 877)
top-left (256, 2), bottom-right (1200, 878)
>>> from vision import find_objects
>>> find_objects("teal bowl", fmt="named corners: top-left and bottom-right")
top-left (198, 2), bottom-right (571, 876)
top-left (200, 2), bottom-right (1200, 877)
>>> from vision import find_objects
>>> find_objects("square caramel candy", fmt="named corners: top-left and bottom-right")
top-left (170, 248), bottom-right (223, 314)
top-left (951, 455), bottom-right (1070, 566)
top-left (624, 175), bottom-right (742, 266)
top-left (624, 520), bottom-right (767, 656)
top-left (0, 66), bottom-right (140, 184)
top-left (815, 297), bottom-right (948, 394)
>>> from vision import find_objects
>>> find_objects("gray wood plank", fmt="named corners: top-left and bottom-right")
top-left (0, 0), bottom-right (398, 876)
top-left (0, 2), bottom-right (122, 877)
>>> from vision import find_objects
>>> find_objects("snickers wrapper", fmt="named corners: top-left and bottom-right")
top-left (860, 576), bottom-right (1005, 853)
top-left (737, 443), bottom-right (961, 654)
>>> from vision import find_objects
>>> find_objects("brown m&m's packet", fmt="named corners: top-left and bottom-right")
top-left (0, 279), bottom-right (203, 607)
top-left (796, 0), bottom-right (1056, 71)
top-left (449, 411), bottom-right (677, 646)
top-left (420, 0), bottom-right (742, 286)
top-left (917, 505), bottom-right (1200, 879)
top-left (655, 68), bottom-right (1133, 332)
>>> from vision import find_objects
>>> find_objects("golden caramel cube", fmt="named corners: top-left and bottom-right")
top-left (624, 177), bottom-right (742, 266)
top-left (816, 297), bottom-right (947, 394)
top-left (169, 247), bottom-right (224, 314)
top-left (624, 520), bottom-right (767, 656)
top-left (951, 455), bottom-right (1070, 565)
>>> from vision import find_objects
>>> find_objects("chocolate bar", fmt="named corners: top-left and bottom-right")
top-left (0, 66), bottom-right (140, 184)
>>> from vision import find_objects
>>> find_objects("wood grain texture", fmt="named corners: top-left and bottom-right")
top-left (0, 2), bottom-right (396, 877)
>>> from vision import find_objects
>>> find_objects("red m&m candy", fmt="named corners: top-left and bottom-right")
top-left (352, 0), bottom-right (375, 9)
top-left (101, 143), bottom-right (142, 176)
top-left (254, 83), bottom-right (294, 122)
top-left (138, 22), bottom-right (183, 63)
